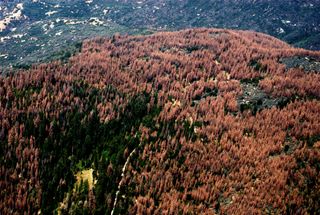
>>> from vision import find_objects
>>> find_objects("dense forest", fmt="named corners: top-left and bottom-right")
top-left (1, 28), bottom-right (320, 214)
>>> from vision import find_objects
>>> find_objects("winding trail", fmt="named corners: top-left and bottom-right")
top-left (110, 143), bottom-right (141, 215)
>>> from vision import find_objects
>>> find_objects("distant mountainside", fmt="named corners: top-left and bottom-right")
top-left (108, 0), bottom-right (320, 50)
top-left (0, 0), bottom-right (319, 67)
top-left (1, 28), bottom-right (320, 214)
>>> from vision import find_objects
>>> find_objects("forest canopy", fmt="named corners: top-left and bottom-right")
top-left (1, 28), bottom-right (320, 214)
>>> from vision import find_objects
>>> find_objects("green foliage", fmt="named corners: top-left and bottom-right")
top-left (248, 59), bottom-right (267, 72)
top-left (185, 45), bottom-right (201, 53)
top-left (36, 90), bottom-right (156, 213)
top-left (240, 77), bottom-right (263, 85)
top-left (93, 92), bottom-right (154, 213)
top-left (49, 41), bottom-right (83, 63)
top-left (8, 78), bottom-right (157, 214)
top-left (288, 153), bottom-right (320, 214)
top-left (12, 64), bottom-right (32, 70)
top-left (183, 120), bottom-right (202, 141)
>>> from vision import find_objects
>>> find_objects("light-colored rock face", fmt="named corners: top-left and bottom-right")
top-left (0, 3), bottom-right (25, 32)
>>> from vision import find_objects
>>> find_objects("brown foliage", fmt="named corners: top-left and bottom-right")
top-left (1, 28), bottom-right (320, 214)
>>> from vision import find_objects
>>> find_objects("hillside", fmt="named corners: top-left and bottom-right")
top-left (107, 0), bottom-right (320, 49)
top-left (1, 28), bottom-right (320, 214)
top-left (0, 0), bottom-right (319, 67)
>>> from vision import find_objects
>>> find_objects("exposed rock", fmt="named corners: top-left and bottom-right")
top-left (280, 56), bottom-right (320, 73)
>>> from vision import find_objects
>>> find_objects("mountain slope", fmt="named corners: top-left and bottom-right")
top-left (0, 0), bottom-right (319, 67)
top-left (1, 28), bottom-right (320, 214)
top-left (108, 0), bottom-right (320, 50)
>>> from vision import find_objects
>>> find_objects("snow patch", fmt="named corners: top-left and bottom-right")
top-left (63, 19), bottom-right (86, 25)
top-left (281, 20), bottom-right (291, 25)
top-left (277, 27), bottom-right (285, 34)
top-left (45, 11), bottom-right (58, 16)
top-left (49, 22), bottom-right (55, 29)
top-left (0, 54), bottom-right (9, 59)
top-left (0, 34), bottom-right (24, 43)
top-left (89, 17), bottom-right (104, 26)
top-left (12, 34), bottom-right (24, 39)
top-left (55, 31), bottom-right (63, 36)
top-left (103, 8), bottom-right (110, 15)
